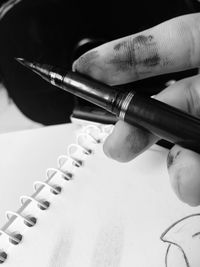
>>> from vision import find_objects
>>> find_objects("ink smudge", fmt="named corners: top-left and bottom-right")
top-left (48, 231), bottom-right (73, 267)
top-left (167, 150), bottom-right (181, 169)
top-left (109, 35), bottom-right (161, 76)
top-left (126, 127), bottom-right (152, 156)
top-left (73, 49), bottom-right (110, 82)
top-left (91, 222), bottom-right (124, 267)
top-left (167, 152), bottom-right (174, 169)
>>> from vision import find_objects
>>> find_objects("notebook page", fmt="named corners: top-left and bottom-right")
top-left (0, 124), bottom-right (199, 267)
top-left (0, 123), bottom-right (78, 224)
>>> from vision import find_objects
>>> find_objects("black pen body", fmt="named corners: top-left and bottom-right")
top-left (117, 92), bottom-right (200, 153)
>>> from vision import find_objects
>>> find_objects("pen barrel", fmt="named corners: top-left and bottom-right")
top-left (120, 92), bottom-right (200, 153)
top-left (62, 72), bottom-right (119, 112)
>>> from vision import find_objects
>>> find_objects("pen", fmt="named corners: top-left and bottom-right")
top-left (16, 58), bottom-right (200, 153)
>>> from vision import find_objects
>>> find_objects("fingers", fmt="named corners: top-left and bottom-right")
top-left (73, 13), bottom-right (200, 85)
top-left (104, 75), bottom-right (200, 206)
top-left (167, 145), bottom-right (200, 206)
top-left (103, 120), bottom-right (158, 162)
top-left (104, 75), bottom-right (200, 162)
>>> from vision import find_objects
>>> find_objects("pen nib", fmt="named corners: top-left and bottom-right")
top-left (15, 57), bottom-right (35, 70)
top-left (15, 57), bottom-right (25, 64)
top-left (15, 57), bottom-right (51, 80)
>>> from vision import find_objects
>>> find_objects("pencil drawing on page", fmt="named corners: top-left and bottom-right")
top-left (161, 214), bottom-right (200, 267)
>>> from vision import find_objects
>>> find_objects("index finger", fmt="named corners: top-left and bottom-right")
top-left (73, 13), bottom-right (200, 85)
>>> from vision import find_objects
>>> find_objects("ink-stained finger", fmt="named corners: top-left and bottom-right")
top-left (103, 120), bottom-right (158, 162)
top-left (103, 75), bottom-right (200, 162)
top-left (73, 13), bottom-right (200, 85)
top-left (167, 145), bottom-right (200, 206)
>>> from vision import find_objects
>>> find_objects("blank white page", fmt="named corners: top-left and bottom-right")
top-left (0, 123), bottom-right (199, 267)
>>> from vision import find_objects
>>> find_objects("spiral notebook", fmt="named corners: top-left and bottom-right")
top-left (0, 122), bottom-right (199, 267)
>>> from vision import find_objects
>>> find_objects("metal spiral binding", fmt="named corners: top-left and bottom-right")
top-left (0, 230), bottom-right (22, 245)
top-left (20, 196), bottom-right (50, 211)
top-left (33, 181), bottom-right (62, 195)
top-left (0, 124), bottom-right (112, 264)
top-left (0, 251), bottom-right (7, 264)
top-left (6, 211), bottom-right (37, 228)
top-left (46, 168), bottom-right (73, 181)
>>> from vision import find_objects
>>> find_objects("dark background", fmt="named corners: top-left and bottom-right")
top-left (0, 0), bottom-right (199, 125)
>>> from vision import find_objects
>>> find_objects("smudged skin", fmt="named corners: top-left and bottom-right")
top-left (73, 35), bottom-right (164, 83)
top-left (167, 152), bottom-right (174, 169)
top-left (108, 35), bottom-right (161, 76)
top-left (73, 49), bottom-right (114, 83)
top-left (167, 150), bottom-right (181, 169)
top-left (74, 50), bottom-right (99, 76)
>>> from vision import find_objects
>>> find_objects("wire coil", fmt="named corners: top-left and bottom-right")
top-left (0, 124), bottom-right (112, 264)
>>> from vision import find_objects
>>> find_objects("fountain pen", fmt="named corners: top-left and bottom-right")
top-left (16, 58), bottom-right (200, 153)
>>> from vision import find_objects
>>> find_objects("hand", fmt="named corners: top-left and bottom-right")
top-left (73, 13), bottom-right (200, 206)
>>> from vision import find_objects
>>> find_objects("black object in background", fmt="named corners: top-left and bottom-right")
top-left (0, 0), bottom-right (199, 125)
